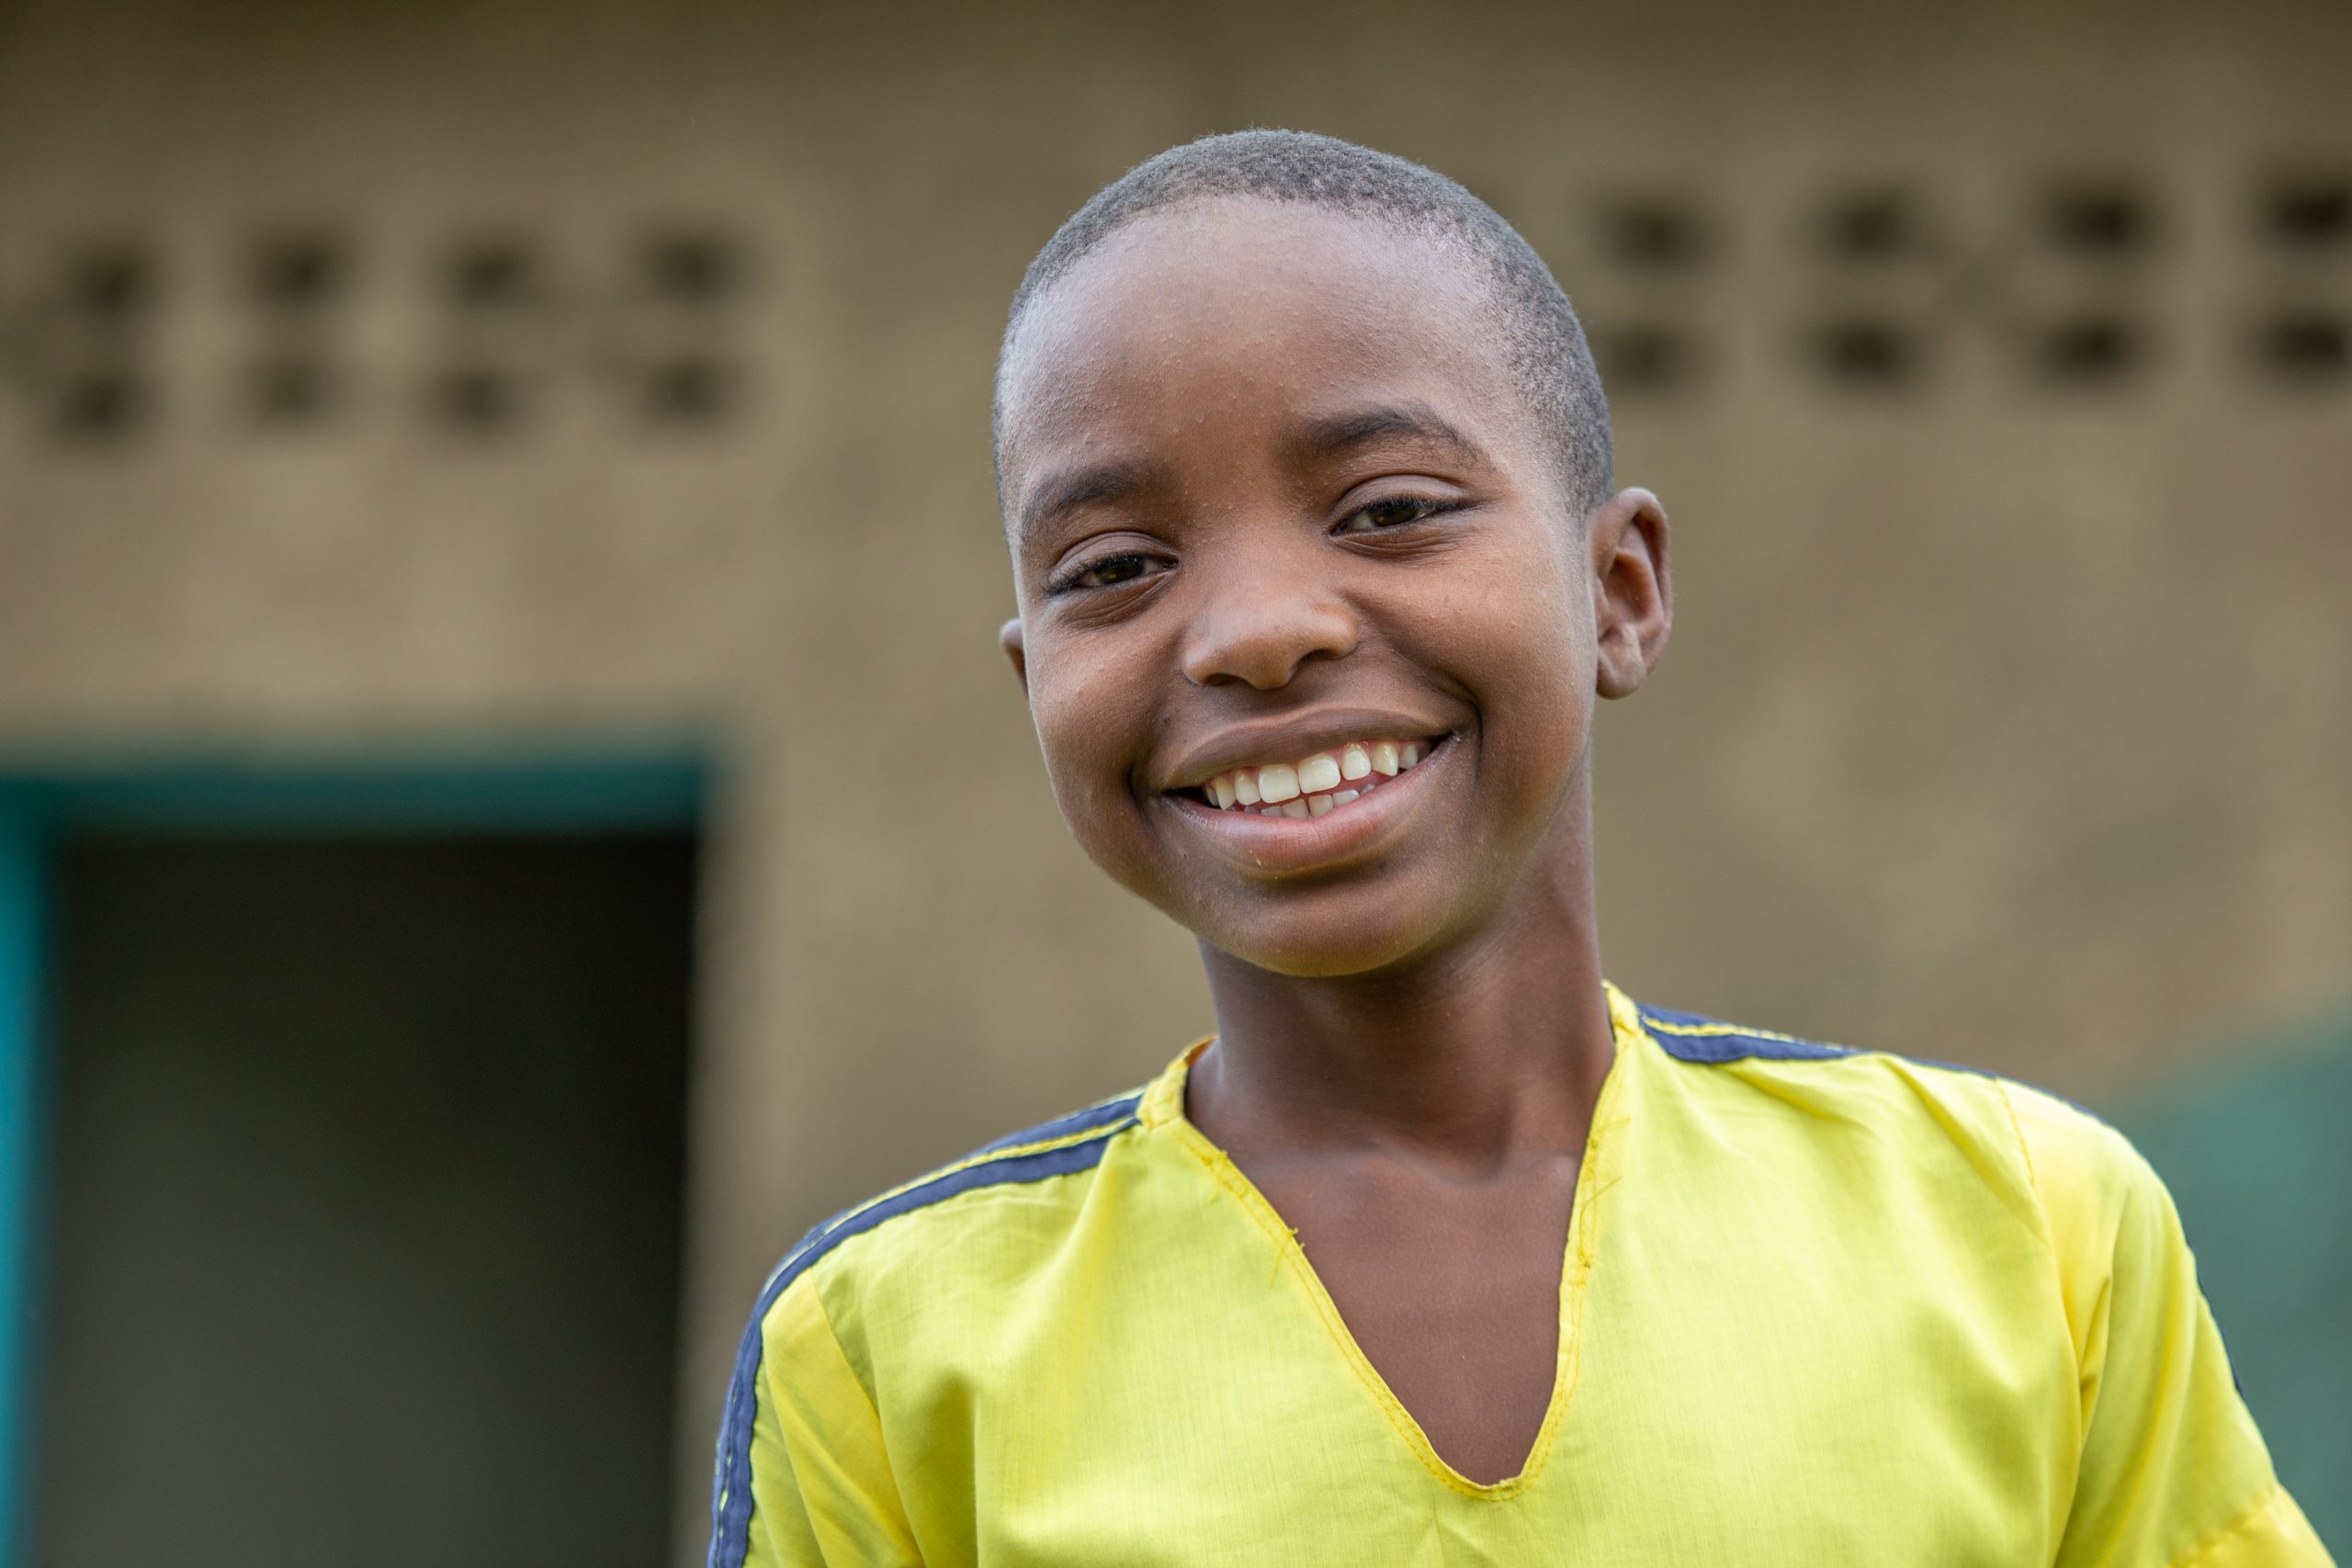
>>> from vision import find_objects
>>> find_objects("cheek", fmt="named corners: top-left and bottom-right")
top-left (1032, 677), bottom-right (1104, 800)
top-left (1028, 653), bottom-right (1151, 856)
top-left (1484, 638), bottom-right (1591, 829)
top-left (1424, 554), bottom-right (1593, 727)
top-left (1510, 604), bottom-right (1595, 739)
top-left (1427, 565), bottom-right (1598, 828)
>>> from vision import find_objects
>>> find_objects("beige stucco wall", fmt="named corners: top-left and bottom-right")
top-left (2, 0), bottom-right (2346, 1554)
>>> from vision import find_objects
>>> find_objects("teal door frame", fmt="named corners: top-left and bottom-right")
top-left (0, 806), bottom-right (46, 1568)
top-left (0, 748), bottom-right (707, 1565)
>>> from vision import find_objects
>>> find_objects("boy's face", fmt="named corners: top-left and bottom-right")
top-left (998, 198), bottom-right (1668, 978)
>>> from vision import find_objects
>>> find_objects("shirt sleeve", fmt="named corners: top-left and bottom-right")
top-left (708, 1271), bottom-right (924, 1568)
top-left (2005, 1084), bottom-right (2334, 1568)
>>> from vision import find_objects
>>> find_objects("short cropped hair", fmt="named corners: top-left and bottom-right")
top-left (995, 129), bottom-right (1613, 516)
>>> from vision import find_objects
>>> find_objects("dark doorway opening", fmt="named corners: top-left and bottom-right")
top-left (30, 831), bottom-right (696, 1566)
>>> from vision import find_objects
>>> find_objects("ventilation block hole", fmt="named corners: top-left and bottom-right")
top-left (2044, 186), bottom-right (2154, 256)
top-left (250, 356), bottom-right (336, 425)
top-left (1811, 320), bottom-right (1918, 387)
top-left (64, 247), bottom-right (153, 319)
top-left (2038, 316), bottom-right (2144, 382)
top-left (446, 242), bottom-right (537, 310)
top-left (253, 237), bottom-right (347, 309)
top-left (1591, 324), bottom-right (1695, 394)
top-left (2264, 179), bottom-right (2351, 248)
top-left (432, 366), bottom-right (524, 432)
top-left (1820, 190), bottom-right (1921, 261)
top-left (51, 369), bottom-right (145, 438)
top-left (1598, 201), bottom-right (1709, 271)
top-left (644, 234), bottom-right (741, 304)
top-left (640, 356), bottom-right (733, 424)
top-left (2257, 311), bottom-right (2349, 380)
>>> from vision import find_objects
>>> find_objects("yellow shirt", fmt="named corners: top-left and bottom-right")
top-left (707, 985), bottom-right (2330, 1566)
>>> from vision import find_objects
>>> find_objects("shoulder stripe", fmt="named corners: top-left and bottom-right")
top-left (1634, 998), bottom-right (2105, 1126)
top-left (974, 1089), bottom-right (1146, 1154)
top-left (765, 1096), bottom-right (1145, 1289)
top-left (705, 1093), bottom-right (1142, 1568)
top-left (1637, 1001), bottom-right (1856, 1063)
top-left (776, 1104), bottom-right (1141, 1294)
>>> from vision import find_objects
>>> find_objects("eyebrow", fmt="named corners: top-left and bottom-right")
top-left (1015, 402), bottom-right (1489, 539)
top-left (1016, 457), bottom-right (1163, 541)
top-left (1284, 402), bottom-right (1493, 470)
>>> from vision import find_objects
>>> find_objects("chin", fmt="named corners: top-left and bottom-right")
top-left (1193, 900), bottom-right (1453, 980)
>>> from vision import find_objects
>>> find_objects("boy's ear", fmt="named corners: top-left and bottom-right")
top-left (1589, 487), bottom-right (1672, 701)
top-left (999, 616), bottom-right (1029, 693)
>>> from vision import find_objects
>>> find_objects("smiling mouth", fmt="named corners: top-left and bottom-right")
top-left (1176, 736), bottom-right (1441, 820)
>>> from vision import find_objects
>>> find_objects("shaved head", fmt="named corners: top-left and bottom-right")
top-left (995, 129), bottom-right (1613, 520)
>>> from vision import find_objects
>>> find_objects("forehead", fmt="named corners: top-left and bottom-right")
top-left (999, 198), bottom-right (1533, 518)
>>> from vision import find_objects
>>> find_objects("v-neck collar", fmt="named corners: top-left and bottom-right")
top-left (1135, 983), bottom-right (1646, 1500)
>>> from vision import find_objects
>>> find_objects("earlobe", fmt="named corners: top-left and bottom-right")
top-left (1590, 488), bottom-right (1672, 701)
top-left (999, 616), bottom-right (1029, 693)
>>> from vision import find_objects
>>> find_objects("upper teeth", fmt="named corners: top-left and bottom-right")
top-left (1200, 739), bottom-right (1428, 815)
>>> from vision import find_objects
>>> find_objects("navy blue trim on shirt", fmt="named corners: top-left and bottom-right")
top-left (706, 1094), bottom-right (1142, 1568)
top-left (1636, 998), bottom-right (2115, 1138)
top-left (973, 1090), bottom-right (1146, 1154)
top-left (1636, 1001), bottom-right (1858, 1063)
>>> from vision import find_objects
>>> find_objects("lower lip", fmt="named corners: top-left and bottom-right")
top-left (1163, 736), bottom-right (1454, 874)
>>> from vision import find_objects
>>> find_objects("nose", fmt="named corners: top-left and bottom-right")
top-left (1179, 566), bottom-right (1361, 690)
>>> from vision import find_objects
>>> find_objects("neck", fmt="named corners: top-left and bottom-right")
top-left (1188, 814), bottom-right (1615, 1173)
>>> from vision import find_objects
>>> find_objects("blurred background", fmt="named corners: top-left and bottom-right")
top-left (0, 0), bottom-right (2345, 1561)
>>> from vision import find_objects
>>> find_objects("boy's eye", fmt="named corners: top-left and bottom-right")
top-left (1052, 552), bottom-right (1166, 594)
top-left (1336, 496), bottom-right (1455, 534)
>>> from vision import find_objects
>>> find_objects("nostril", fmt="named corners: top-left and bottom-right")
top-left (1181, 617), bottom-right (1362, 691)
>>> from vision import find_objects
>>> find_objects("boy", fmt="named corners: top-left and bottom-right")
top-left (707, 131), bottom-right (2327, 1565)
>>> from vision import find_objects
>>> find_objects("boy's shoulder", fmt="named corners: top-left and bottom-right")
top-left (752, 1082), bottom-right (1155, 1314)
top-left (707, 1084), bottom-right (1159, 1559)
top-left (1637, 989), bottom-right (2101, 1118)
top-left (1623, 991), bottom-right (2159, 1270)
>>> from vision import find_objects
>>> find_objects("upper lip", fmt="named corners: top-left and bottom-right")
top-left (1155, 706), bottom-right (1455, 790)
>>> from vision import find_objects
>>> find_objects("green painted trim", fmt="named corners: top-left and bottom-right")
top-left (0, 748), bottom-right (707, 835)
top-left (0, 809), bottom-right (46, 1566)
